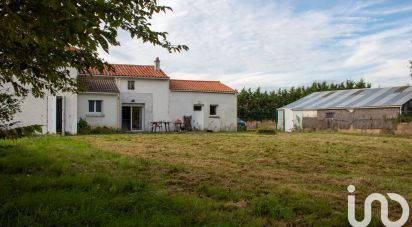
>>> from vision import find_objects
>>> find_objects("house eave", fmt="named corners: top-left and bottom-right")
top-left (289, 105), bottom-right (403, 111)
top-left (78, 92), bottom-right (119, 95)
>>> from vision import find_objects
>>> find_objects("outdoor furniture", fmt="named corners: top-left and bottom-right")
top-left (150, 122), bottom-right (162, 132)
top-left (163, 121), bottom-right (171, 132)
top-left (151, 121), bottom-right (171, 132)
top-left (174, 122), bottom-right (183, 132)
top-left (183, 116), bottom-right (192, 131)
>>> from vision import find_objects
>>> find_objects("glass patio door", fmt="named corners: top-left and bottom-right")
top-left (122, 106), bottom-right (143, 131)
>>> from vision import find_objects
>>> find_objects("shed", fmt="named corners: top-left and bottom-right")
top-left (277, 86), bottom-right (412, 132)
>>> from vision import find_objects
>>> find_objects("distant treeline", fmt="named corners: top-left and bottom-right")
top-left (238, 79), bottom-right (371, 121)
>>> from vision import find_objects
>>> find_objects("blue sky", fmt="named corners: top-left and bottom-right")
top-left (98, 0), bottom-right (412, 90)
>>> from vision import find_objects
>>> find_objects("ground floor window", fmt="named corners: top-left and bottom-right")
top-left (88, 100), bottom-right (102, 113)
top-left (210, 105), bottom-right (218, 116)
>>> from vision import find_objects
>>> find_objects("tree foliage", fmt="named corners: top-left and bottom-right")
top-left (0, 92), bottom-right (20, 124)
top-left (0, 0), bottom-right (188, 98)
top-left (238, 79), bottom-right (372, 121)
top-left (0, 0), bottom-right (187, 124)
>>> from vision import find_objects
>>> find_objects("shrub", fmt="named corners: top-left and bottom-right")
top-left (78, 119), bottom-right (118, 134)
top-left (0, 124), bottom-right (42, 139)
top-left (90, 126), bottom-right (118, 134)
top-left (237, 125), bottom-right (247, 131)
top-left (77, 118), bottom-right (91, 134)
top-left (397, 114), bottom-right (412, 123)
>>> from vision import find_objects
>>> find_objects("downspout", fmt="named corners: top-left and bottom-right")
top-left (46, 97), bottom-right (49, 134)
top-left (62, 96), bottom-right (65, 135)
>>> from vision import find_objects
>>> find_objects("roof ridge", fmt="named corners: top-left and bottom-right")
top-left (79, 64), bottom-right (169, 79)
top-left (315, 85), bottom-right (412, 93)
top-left (78, 75), bottom-right (115, 79)
top-left (107, 63), bottom-right (154, 67)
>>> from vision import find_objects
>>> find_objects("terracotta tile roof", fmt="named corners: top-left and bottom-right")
top-left (80, 64), bottom-right (169, 79)
top-left (78, 76), bottom-right (119, 93)
top-left (169, 79), bottom-right (237, 94)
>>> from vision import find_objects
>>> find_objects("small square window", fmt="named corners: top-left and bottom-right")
top-left (210, 105), bottom-right (218, 116)
top-left (128, 81), bottom-right (135, 90)
top-left (194, 105), bottom-right (202, 111)
top-left (88, 100), bottom-right (103, 113)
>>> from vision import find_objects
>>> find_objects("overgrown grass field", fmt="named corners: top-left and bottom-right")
top-left (1, 132), bottom-right (411, 226)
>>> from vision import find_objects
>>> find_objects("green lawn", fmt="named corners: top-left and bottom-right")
top-left (0, 132), bottom-right (411, 226)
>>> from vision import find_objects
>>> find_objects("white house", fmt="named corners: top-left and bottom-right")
top-left (12, 58), bottom-right (238, 134)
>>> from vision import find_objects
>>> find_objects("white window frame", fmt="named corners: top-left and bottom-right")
top-left (88, 100), bottom-right (103, 113)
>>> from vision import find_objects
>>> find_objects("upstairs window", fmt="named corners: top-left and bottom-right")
top-left (89, 100), bottom-right (102, 113)
top-left (128, 81), bottom-right (135, 90)
top-left (210, 105), bottom-right (218, 116)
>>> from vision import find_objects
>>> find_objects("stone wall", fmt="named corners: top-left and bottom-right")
top-left (246, 120), bottom-right (276, 130)
top-left (395, 122), bottom-right (412, 135)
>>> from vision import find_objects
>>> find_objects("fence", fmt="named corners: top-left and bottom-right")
top-left (302, 118), bottom-right (396, 130)
top-left (245, 120), bottom-right (276, 130)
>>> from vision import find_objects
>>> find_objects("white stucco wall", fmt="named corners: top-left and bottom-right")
top-left (283, 108), bottom-right (294, 132)
top-left (117, 78), bottom-right (170, 131)
top-left (169, 91), bottom-right (237, 131)
top-left (8, 67), bottom-right (78, 134)
top-left (77, 93), bottom-right (119, 128)
top-left (12, 95), bottom-right (48, 132)
top-left (277, 109), bottom-right (284, 131)
top-left (292, 110), bottom-right (303, 130)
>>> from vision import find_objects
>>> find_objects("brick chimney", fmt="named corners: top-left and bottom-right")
top-left (154, 57), bottom-right (160, 71)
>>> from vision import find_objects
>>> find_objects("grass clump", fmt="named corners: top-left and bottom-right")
top-left (256, 126), bottom-right (276, 134)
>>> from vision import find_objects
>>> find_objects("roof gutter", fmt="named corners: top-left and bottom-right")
top-left (78, 92), bottom-right (119, 95)
top-left (170, 89), bottom-right (237, 94)
top-left (288, 105), bottom-right (403, 111)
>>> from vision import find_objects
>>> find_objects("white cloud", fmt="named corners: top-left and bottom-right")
top-left (98, 0), bottom-right (412, 89)
top-left (363, 60), bottom-right (411, 86)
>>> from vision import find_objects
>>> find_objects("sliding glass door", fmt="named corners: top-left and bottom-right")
top-left (122, 106), bottom-right (143, 131)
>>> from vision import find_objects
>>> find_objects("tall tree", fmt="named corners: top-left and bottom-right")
top-left (0, 0), bottom-right (188, 123)
top-left (238, 79), bottom-right (372, 121)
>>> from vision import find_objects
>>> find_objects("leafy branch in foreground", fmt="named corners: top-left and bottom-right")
top-left (0, 0), bottom-right (188, 98)
top-left (0, 91), bottom-right (20, 124)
